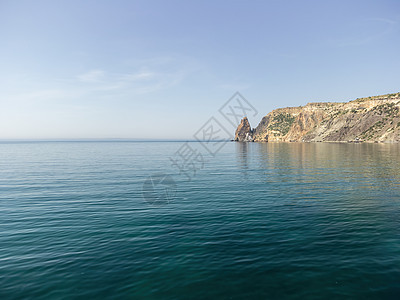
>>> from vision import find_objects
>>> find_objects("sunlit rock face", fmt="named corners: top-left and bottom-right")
top-left (248, 92), bottom-right (400, 143)
top-left (235, 117), bottom-right (254, 142)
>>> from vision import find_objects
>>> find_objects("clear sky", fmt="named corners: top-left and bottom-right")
top-left (1, 0), bottom-right (400, 139)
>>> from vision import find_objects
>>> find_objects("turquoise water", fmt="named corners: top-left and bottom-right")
top-left (1, 141), bottom-right (400, 299)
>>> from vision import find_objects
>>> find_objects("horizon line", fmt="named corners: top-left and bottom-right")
top-left (0, 138), bottom-right (232, 143)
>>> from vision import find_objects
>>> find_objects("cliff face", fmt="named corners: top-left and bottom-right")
top-left (244, 92), bottom-right (400, 142)
top-left (235, 117), bottom-right (254, 141)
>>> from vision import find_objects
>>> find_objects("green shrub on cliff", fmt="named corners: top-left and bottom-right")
top-left (268, 113), bottom-right (295, 136)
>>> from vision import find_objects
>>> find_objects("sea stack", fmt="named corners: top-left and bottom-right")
top-left (235, 117), bottom-right (254, 142)
top-left (235, 92), bottom-right (400, 143)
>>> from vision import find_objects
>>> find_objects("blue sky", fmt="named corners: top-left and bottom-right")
top-left (1, 0), bottom-right (400, 139)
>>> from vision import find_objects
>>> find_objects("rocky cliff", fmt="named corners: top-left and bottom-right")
top-left (235, 92), bottom-right (400, 143)
top-left (235, 117), bottom-right (254, 141)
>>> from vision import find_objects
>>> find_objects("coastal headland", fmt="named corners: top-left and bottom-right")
top-left (235, 92), bottom-right (400, 143)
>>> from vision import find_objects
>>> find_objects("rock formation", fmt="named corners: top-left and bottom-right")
top-left (235, 117), bottom-right (254, 142)
top-left (235, 92), bottom-right (400, 143)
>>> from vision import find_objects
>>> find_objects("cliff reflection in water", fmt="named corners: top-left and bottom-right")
top-left (235, 142), bottom-right (400, 203)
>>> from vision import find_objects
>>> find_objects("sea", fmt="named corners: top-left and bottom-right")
top-left (1, 141), bottom-right (400, 299)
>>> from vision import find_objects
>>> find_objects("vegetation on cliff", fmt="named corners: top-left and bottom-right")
top-left (235, 92), bottom-right (400, 143)
top-left (267, 113), bottom-right (296, 136)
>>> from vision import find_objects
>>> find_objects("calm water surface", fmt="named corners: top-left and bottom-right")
top-left (0, 141), bottom-right (399, 299)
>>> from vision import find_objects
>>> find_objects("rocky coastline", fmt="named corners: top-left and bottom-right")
top-left (235, 92), bottom-right (400, 143)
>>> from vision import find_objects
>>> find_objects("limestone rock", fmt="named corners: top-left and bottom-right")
top-left (246, 92), bottom-right (400, 143)
top-left (235, 117), bottom-right (254, 142)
